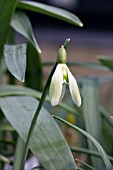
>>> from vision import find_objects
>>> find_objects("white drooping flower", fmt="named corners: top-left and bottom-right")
top-left (49, 45), bottom-right (81, 107)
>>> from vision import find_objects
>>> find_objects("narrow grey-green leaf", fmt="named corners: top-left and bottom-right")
top-left (11, 11), bottom-right (41, 54)
top-left (0, 96), bottom-right (77, 170)
top-left (4, 43), bottom-right (27, 82)
top-left (26, 43), bottom-right (42, 90)
top-left (0, 123), bottom-right (14, 131)
top-left (17, 1), bottom-right (83, 27)
top-left (13, 137), bottom-right (26, 170)
top-left (98, 56), bottom-right (113, 71)
top-left (0, 85), bottom-right (42, 98)
top-left (43, 61), bottom-right (109, 71)
top-left (0, 85), bottom-right (79, 116)
top-left (71, 146), bottom-right (113, 162)
top-left (54, 116), bottom-right (112, 170)
top-left (0, 0), bottom-right (17, 60)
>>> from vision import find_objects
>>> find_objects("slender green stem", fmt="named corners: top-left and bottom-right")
top-left (75, 159), bottom-right (96, 170)
top-left (20, 39), bottom-right (71, 169)
top-left (53, 115), bottom-right (113, 169)
top-left (71, 146), bottom-right (113, 162)
top-left (77, 168), bottom-right (84, 170)
top-left (20, 62), bottom-right (57, 170)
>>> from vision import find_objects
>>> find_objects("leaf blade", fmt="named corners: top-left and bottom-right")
top-left (0, 123), bottom-right (14, 132)
top-left (0, 96), bottom-right (77, 170)
top-left (0, 85), bottom-right (80, 116)
top-left (98, 56), bottom-right (113, 71)
top-left (0, 0), bottom-right (18, 59)
top-left (25, 43), bottom-right (42, 90)
top-left (13, 137), bottom-right (26, 170)
top-left (17, 1), bottom-right (83, 27)
top-left (11, 11), bottom-right (41, 54)
top-left (4, 43), bottom-right (27, 82)
top-left (54, 115), bottom-right (113, 170)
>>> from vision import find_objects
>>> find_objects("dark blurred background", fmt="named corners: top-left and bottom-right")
top-left (26, 0), bottom-right (113, 31)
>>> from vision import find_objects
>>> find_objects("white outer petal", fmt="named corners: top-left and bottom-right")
top-left (50, 64), bottom-right (64, 106)
top-left (66, 66), bottom-right (81, 107)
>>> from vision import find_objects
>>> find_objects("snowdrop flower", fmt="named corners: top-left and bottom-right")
top-left (50, 45), bottom-right (81, 107)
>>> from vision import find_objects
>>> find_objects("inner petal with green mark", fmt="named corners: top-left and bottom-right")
top-left (62, 64), bottom-right (68, 84)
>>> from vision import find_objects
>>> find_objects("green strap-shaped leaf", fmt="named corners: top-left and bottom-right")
top-left (0, 123), bottom-right (14, 132)
top-left (11, 11), bottom-right (41, 54)
top-left (17, 1), bottom-right (83, 27)
top-left (0, 0), bottom-right (18, 59)
top-left (13, 137), bottom-right (26, 170)
top-left (0, 85), bottom-right (79, 116)
top-left (11, 12), bottom-right (42, 85)
top-left (0, 85), bottom-right (42, 98)
top-left (4, 43), bottom-right (27, 82)
top-left (54, 116), bottom-right (113, 170)
top-left (25, 43), bottom-right (43, 91)
top-left (0, 96), bottom-right (77, 170)
top-left (98, 56), bottom-right (113, 71)
top-left (43, 61), bottom-right (109, 71)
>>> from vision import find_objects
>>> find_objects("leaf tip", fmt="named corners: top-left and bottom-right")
top-left (38, 48), bottom-right (42, 54)
top-left (79, 22), bottom-right (83, 27)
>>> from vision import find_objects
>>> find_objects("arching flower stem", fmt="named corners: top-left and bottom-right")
top-left (20, 39), bottom-right (70, 170)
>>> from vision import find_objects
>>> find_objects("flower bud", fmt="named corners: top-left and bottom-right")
top-left (57, 46), bottom-right (67, 64)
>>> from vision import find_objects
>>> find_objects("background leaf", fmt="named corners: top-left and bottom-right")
top-left (0, 85), bottom-right (42, 98)
top-left (11, 11), bottom-right (41, 54)
top-left (17, 1), bottom-right (83, 27)
top-left (98, 56), bottom-right (113, 71)
top-left (0, 85), bottom-right (79, 117)
top-left (54, 116), bottom-right (113, 170)
top-left (43, 61), bottom-right (109, 71)
top-left (0, 0), bottom-right (18, 84)
top-left (26, 43), bottom-right (43, 91)
top-left (0, 96), bottom-right (77, 170)
top-left (11, 11), bottom-right (42, 88)
top-left (13, 137), bottom-right (26, 170)
top-left (4, 43), bottom-right (27, 82)
top-left (0, 123), bottom-right (14, 132)
top-left (0, 0), bottom-right (17, 60)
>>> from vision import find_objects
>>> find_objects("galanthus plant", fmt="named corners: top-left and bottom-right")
top-left (0, 1), bottom-right (112, 170)
top-left (50, 45), bottom-right (81, 107)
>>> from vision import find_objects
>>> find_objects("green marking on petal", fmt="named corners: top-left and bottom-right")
top-left (62, 64), bottom-right (68, 83)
